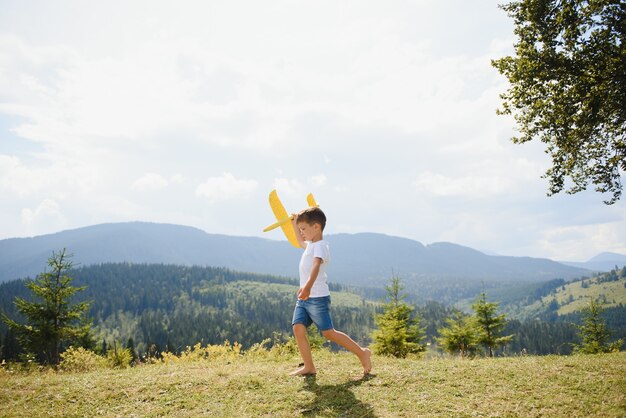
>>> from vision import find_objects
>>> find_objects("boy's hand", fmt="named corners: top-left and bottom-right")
top-left (297, 287), bottom-right (311, 301)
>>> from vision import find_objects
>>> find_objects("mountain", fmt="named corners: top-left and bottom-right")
top-left (0, 222), bottom-right (590, 290)
top-left (0, 222), bottom-right (297, 283)
top-left (560, 252), bottom-right (626, 272)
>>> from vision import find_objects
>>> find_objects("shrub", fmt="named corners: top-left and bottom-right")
top-left (106, 346), bottom-right (132, 369)
top-left (244, 331), bottom-right (301, 360)
top-left (161, 341), bottom-right (243, 365)
top-left (270, 338), bottom-right (298, 357)
top-left (205, 340), bottom-right (242, 361)
top-left (245, 338), bottom-right (272, 359)
top-left (60, 347), bottom-right (105, 372)
top-left (17, 352), bottom-right (43, 373)
top-left (179, 343), bottom-right (208, 362)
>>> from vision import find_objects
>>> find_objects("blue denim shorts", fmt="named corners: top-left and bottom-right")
top-left (291, 296), bottom-right (334, 331)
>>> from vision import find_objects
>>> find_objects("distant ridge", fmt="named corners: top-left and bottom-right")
top-left (560, 252), bottom-right (626, 273)
top-left (0, 222), bottom-right (590, 286)
top-left (0, 222), bottom-right (297, 283)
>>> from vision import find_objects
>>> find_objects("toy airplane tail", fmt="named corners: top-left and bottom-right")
top-left (263, 189), bottom-right (318, 248)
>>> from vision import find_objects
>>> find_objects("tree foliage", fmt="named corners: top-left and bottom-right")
top-left (504, 319), bottom-right (578, 355)
top-left (371, 274), bottom-right (425, 358)
top-left (472, 293), bottom-right (514, 357)
top-left (492, 0), bottom-right (626, 204)
top-left (436, 312), bottom-right (480, 358)
top-left (573, 298), bottom-right (623, 353)
top-left (1, 249), bottom-right (92, 365)
top-left (0, 263), bottom-right (377, 358)
top-left (1, 329), bottom-right (23, 361)
top-left (2, 263), bottom-right (623, 359)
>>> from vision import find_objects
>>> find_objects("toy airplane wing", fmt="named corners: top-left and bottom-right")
top-left (263, 189), bottom-right (318, 248)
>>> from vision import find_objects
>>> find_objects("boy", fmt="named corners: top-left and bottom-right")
top-left (289, 206), bottom-right (371, 376)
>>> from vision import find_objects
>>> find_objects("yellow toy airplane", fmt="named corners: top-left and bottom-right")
top-left (263, 189), bottom-right (318, 248)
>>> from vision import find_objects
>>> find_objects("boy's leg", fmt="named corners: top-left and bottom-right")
top-left (291, 301), bottom-right (316, 375)
top-left (290, 324), bottom-right (316, 375)
top-left (322, 329), bottom-right (372, 375)
top-left (307, 296), bottom-right (372, 374)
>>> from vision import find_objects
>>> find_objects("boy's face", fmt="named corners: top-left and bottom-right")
top-left (296, 220), bottom-right (322, 242)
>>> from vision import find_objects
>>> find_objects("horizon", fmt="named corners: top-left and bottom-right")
top-left (0, 1), bottom-right (624, 262)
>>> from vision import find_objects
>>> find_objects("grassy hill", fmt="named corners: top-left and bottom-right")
top-left (473, 267), bottom-right (626, 323)
top-left (521, 276), bottom-right (626, 317)
top-left (1, 351), bottom-right (624, 417)
top-left (548, 277), bottom-right (626, 315)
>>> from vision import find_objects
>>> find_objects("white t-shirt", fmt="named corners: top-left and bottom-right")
top-left (299, 240), bottom-right (331, 298)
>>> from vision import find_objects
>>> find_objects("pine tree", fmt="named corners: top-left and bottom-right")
top-left (371, 274), bottom-right (425, 358)
top-left (573, 298), bottom-right (623, 354)
top-left (100, 339), bottom-right (108, 355)
top-left (126, 337), bottom-right (138, 363)
top-left (472, 293), bottom-right (513, 357)
top-left (1, 249), bottom-right (92, 365)
top-left (436, 312), bottom-right (480, 358)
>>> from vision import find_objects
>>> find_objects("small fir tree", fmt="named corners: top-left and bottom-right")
top-left (107, 341), bottom-right (132, 369)
top-left (573, 298), bottom-right (623, 354)
top-left (472, 292), bottom-right (513, 357)
top-left (126, 337), bottom-right (138, 364)
top-left (436, 312), bottom-right (480, 358)
top-left (1, 249), bottom-right (92, 365)
top-left (100, 339), bottom-right (108, 356)
top-left (371, 274), bottom-right (425, 358)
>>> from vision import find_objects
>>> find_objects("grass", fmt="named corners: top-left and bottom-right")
top-left (1, 351), bottom-right (625, 417)
top-left (552, 278), bottom-right (626, 315)
top-left (516, 277), bottom-right (626, 319)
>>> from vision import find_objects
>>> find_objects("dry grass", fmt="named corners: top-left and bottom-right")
top-left (1, 351), bottom-right (625, 417)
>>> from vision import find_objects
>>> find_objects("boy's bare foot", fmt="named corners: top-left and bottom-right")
top-left (359, 348), bottom-right (372, 375)
top-left (289, 366), bottom-right (316, 376)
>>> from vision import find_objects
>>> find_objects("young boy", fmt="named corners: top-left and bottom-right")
top-left (289, 206), bottom-right (371, 376)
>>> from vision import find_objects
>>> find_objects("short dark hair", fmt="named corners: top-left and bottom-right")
top-left (296, 207), bottom-right (326, 231)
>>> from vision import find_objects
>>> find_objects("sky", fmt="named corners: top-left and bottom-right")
top-left (0, 0), bottom-right (624, 262)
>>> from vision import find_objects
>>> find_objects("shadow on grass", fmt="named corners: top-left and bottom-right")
top-left (299, 374), bottom-right (376, 417)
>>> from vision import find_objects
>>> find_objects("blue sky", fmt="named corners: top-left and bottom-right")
top-left (0, 0), bottom-right (624, 261)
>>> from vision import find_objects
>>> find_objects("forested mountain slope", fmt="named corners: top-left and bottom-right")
top-left (0, 263), bottom-right (376, 354)
top-left (0, 223), bottom-right (590, 294)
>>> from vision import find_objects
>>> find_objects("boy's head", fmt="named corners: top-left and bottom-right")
top-left (296, 207), bottom-right (326, 231)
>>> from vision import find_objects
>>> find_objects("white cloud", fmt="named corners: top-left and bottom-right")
top-left (132, 173), bottom-right (169, 191)
top-left (0, 3), bottom-right (512, 157)
top-left (0, 1), bottom-right (623, 261)
top-left (538, 223), bottom-right (626, 261)
top-left (21, 199), bottom-right (67, 234)
top-left (310, 174), bottom-right (327, 188)
top-left (414, 171), bottom-right (512, 197)
top-left (0, 155), bottom-right (23, 194)
top-left (0, 153), bottom-right (99, 198)
top-left (0, 34), bottom-right (293, 153)
top-left (170, 174), bottom-right (186, 184)
top-left (273, 178), bottom-right (305, 197)
top-left (196, 172), bottom-right (257, 203)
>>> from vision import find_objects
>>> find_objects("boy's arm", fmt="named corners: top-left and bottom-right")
top-left (297, 257), bottom-right (322, 300)
top-left (292, 215), bottom-right (307, 249)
